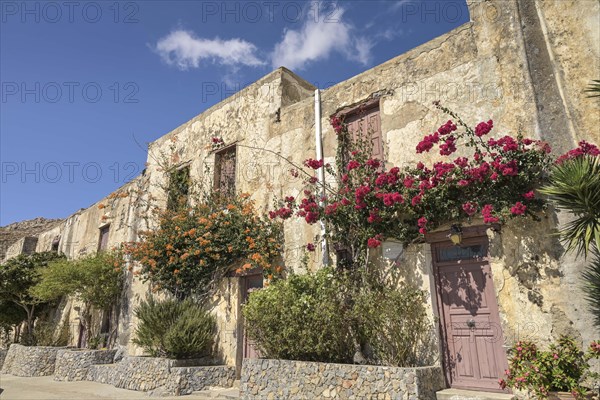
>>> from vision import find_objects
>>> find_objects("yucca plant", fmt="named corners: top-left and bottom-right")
top-left (585, 79), bottom-right (600, 98)
top-left (582, 253), bottom-right (600, 327)
top-left (540, 156), bottom-right (600, 257)
top-left (133, 296), bottom-right (215, 359)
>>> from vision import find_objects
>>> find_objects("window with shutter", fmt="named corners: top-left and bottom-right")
top-left (98, 225), bottom-right (110, 252)
top-left (343, 102), bottom-right (383, 160)
top-left (214, 145), bottom-right (237, 197)
top-left (166, 166), bottom-right (190, 211)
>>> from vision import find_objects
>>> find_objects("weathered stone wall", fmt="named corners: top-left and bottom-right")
top-left (14, 0), bottom-right (600, 372)
top-left (54, 349), bottom-right (117, 381)
top-left (86, 356), bottom-right (171, 391)
top-left (86, 356), bottom-right (235, 394)
top-left (0, 349), bottom-right (7, 370)
top-left (1, 344), bottom-right (63, 376)
top-left (164, 366), bottom-right (236, 396)
top-left (2, 236), bottom-right (38, 262)
top-left (241, 359), bottom-right (445, 400)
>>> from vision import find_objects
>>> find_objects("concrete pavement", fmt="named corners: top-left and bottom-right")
top-left (0, 374), bottom-right (240, 400)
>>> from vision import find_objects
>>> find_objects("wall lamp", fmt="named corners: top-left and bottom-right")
top-left (448, 224), bottom-right (463, 246)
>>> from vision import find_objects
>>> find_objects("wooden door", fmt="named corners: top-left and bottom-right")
top-left (241, 274), bottom-right (263, 359)
top-left (432, 236), bottom-right (508, 391)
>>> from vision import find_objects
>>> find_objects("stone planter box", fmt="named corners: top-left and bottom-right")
top-left (164, 366), bottom-right (237, 396)
top-left (0, 349), bottom-right (7, 370)
top-left (241, 359), bottom-right (446, 399)
top-left (54, 348), bottom-right (117, 381)
top-left (1, 344), bottom-right (64, 376)
top-left (86, 356), bottom-right (235, 394)
top-left (548, 393), bottom-right (595, 400)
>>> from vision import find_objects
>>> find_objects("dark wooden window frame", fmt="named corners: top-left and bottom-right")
top-left (166, 163), bottom-right (191, 211)
top-left (334, 97), bottom-right (383, 161)
top-left (98, 224), bottom-right (110, 252)
top-left (213, 143), bottom-right (237, 197)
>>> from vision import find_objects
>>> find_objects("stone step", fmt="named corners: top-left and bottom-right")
top-left (436, 388), bottom-right (516, 400)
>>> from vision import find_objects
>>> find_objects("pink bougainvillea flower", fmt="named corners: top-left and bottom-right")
top-left (522, 191), bottom-right (535, 200)
top-left (510, 201), bottom-right (527, 215)
top-left (462, 202), bottom-right (477, 216)
top-left (347, 160), bottom-right (361, 170)
top-left (475, 120), bottom-right (493, 137)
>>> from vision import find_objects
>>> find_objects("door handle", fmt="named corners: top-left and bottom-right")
top-left (466, 319), bottom-right (476, 328)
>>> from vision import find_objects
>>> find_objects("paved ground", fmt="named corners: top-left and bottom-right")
top-left (0, 374), bottom-right (240, 400)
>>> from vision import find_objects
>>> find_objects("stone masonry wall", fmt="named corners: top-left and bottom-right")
top-left (0, 349), bottom-right (7, 370)
top-left (85, 356), bottom-right (235, 394)
top-left (164, 366), bottom-right (237, 396)
top-left (1, 344), bottom-right (63, 376)
top-left (54, 349), bottom-right (117, 381)
top-left (241, 359), bottom-right (446, 400)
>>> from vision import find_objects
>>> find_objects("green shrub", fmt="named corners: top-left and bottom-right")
top-left (32, 318), bottom-right (69, 347)
top-left (242, 268), bottom-right (354, 363)
top-left (352, 283), bottom-right (435, 367)
top-left (242, 268), bottom-right (434, 366)
top-left (133, 297), bottom-right (215, 359)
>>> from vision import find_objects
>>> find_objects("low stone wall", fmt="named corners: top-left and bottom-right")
top-left (165, 366), bottom-right (237, 395)
top-left (0, 349), bottom-right (7, 370)
top-left (1, 344), bottom-right (64, 376)
top-left (54, 349), bottom-right (117, 381)
top-left (241, 359), bottom-right (446, 399)
top-left (86, 356), bottom-right (235, 394)
top-left (87, 356), bottom-right (172, 391)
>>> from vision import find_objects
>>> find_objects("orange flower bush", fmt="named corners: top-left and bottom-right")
top-left (124, 192), bottom-right (283, 298)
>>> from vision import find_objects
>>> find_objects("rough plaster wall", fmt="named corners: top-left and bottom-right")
top-left (534, 0), bottom-right (600, 146)
top-left (15, 0), bottom-right (599, 364)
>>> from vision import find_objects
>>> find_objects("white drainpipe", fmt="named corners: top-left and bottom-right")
top-left (314, 89), bottom-right (329, 266)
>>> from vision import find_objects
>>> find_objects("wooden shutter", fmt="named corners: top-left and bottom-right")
top-left (214, 145), bottom-right (237, 197)
top-left (98, 225), bottom-right (110, 252)
top-left (343, 103), bottom-right (383, 160)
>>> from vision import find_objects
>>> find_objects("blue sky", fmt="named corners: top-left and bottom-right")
top-left (0, 0), bottom-right (469, 225)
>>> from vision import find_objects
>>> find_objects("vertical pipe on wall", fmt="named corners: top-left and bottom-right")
top-left (314, 89), bottom-right (329, 266)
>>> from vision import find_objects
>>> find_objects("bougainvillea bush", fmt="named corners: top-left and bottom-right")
top-left (270, 102), bottom-right (560, 269)
top-left (499, 336), bottom-right (600, 398)
top-left (125, 192), bottom-right (283, 298)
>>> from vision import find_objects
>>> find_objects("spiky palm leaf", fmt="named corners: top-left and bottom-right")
top-left (540, 156), bottom-right (600, 257)
top-left (585, 80), bottom-right (600, 98)
top-left (582, 252), bottom-right (600, 327)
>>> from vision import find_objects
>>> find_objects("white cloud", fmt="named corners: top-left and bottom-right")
top-left (154, 30), bottom-right (265, 70)
top-left (271, 6), bottom-right (373, 71)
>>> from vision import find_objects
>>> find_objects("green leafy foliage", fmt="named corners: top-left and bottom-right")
top-left (0, 299), bottom-right (26, 342)
top-left (351, 281), bottom-right (435, 367)
top-left (243, 268), bottom-right (434, 366)
top-left (32, 318), bottom-right (70, 347)
top-left (125, 192), bottom-right (283, 299)
top-left (32, 251), bottom-right (124, 311)
top-left (166, 166), bottom-right (190, 211)
top-left (499, 336), bottom-right (600, 398)
top-left (243, 268), bottom-right (354, 363)
top-left (541, 156), bottom-right (600, 257)
top-left (132, 297), bottom-right (215, 359)
top-left (0, 251), bottom-right (66, 342)
top-left (582, 254), bottom-right (600, 328)
top-left (585, 79), bottom-right (600, 98)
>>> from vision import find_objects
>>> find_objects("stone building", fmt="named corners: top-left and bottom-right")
top-left (3, 0), bottom-right (599, 394)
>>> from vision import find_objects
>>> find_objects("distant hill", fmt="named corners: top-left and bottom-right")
top-left (0, 217), bottom-right (63, 261)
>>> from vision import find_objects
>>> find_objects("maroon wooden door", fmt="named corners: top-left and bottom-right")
top-left (432, 236), bottom-right (508, 391)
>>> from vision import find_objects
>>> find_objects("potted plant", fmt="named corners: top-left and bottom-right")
top-left (499, 336), bottom-right (600, 399)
